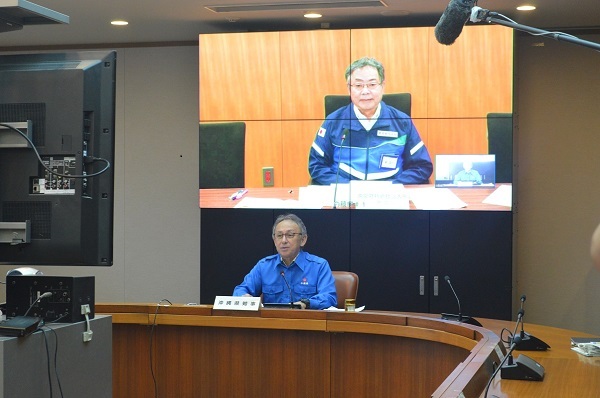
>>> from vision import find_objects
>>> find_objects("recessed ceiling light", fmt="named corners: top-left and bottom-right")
top-left (516, 5), bottom-right (536, 11)
top-left (304, 12), bottom-right (322, 19)
top-left (111, 20), bottom-right (129, 26)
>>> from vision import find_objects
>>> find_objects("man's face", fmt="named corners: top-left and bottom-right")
top-left (272, 219), bottom-right (307, 264)
top-left (348, 65), bottom-right (384, 118)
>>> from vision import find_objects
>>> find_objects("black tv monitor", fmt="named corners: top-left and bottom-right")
top-left (0, 50), bottom-right (116, 266)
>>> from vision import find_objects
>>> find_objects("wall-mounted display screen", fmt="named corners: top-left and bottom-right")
top-left (199, 25), bottom-right (513, 211)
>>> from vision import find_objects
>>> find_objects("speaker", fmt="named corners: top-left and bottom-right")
top-left (501, 354), bottom-right (545, 381)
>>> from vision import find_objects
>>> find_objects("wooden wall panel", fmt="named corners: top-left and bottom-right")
top-left (245, 120), bottom-right (282, 187)
top-left (280, 30), bottom-right (351, 120)
top-left (199, 32), bottom-right (281, 121)
top-left (427, 25), bottom-right (513, 118)
top-left (427, 118), bottom-right (489, 161)
top-left (350, 27), bottom-right (431, 119)
top-left (282, 119), bottom-right (321, 186)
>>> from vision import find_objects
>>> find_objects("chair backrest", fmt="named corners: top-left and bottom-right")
top-left (331, 271), bottom-right (359, 309)
top-left (487, 113), bottom-right (513, 183)
top-left (324, 93), bottom-right (411, 118)
top-left (199, 121), bottom-right (246, 189)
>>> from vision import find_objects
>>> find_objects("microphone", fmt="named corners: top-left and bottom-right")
top-left (434, 0), bottom-right (476, 45)
top-left (469, 6), bottom-right (492, 23)
top-left (23, 291), bottom-right (52, 317)
top-left (279, 271), bottom-right (294, 307)
top-left (441, 275), bottom-right (482, 327)
top-left (515, 294), bottom-right (551, 351)
top-left (445, 276), bottom-right (461, 321)
top-left (483, 335), bottom-right (522, 398)
top-left (332, 130), bottom-right (347, 209)
top-left (509, 295), bottom-right (526, 344)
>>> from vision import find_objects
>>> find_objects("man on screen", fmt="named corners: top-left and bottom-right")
top-left (453, 161), bottom-right (483, 185)
top-left (233, 214), bottom-right (337, 310)
top-left (308, 57), bottom-right (433, 185)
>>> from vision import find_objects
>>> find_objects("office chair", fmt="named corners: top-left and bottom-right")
top-left (487, 113), bottom-right (513, 183)
top-left (199, 121), bottom-right (246, 189)
top-left (324, 93), bottom-right (411, 118)
top-left (331, 271), bottom-right (359, 309)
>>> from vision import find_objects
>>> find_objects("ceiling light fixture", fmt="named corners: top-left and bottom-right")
top-left (516, 5), bottom-right (536, 11)
top-left (111, 20), bottom-right (129, 26)
top-left (304, 12), bottom-right (322, 18)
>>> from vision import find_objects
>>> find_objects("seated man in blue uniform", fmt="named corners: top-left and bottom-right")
top-left (309, 57), bottom-right (433, 185)
top-left (453, 161), bottom-right (483, 185)
top-left (233, 213), bottom-right (337, 310)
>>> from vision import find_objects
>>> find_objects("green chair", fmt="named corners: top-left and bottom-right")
top-left (199, 121), bottom-right (245, 189)
top-left (487, 113), bottom-right (513, 183)
top-left (324, 93), bottom-right (411, 118)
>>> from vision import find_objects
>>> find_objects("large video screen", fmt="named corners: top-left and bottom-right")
top-left (199, 25), bottom-right (513, 211)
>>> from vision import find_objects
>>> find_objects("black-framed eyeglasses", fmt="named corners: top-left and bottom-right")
top-left (348, 81), bottom-right (382, 91)
top-left (273, 232), bottom-right (303, 240)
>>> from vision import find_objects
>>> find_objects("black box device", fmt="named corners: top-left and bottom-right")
top-left (6, 275), bottom-right (94, 323)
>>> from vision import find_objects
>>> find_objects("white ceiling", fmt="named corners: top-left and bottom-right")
top-left (0, 0), bottom-right (598, 48)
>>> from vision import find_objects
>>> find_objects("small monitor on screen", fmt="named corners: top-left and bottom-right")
top-left (435, 154), bottom-right (496, 188)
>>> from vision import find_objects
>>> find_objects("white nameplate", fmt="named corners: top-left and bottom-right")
top-left (213, 295), bottom-right (261, 311)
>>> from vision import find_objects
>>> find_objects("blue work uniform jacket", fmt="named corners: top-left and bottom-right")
top-left (308, 101), bottom-right (432, 185)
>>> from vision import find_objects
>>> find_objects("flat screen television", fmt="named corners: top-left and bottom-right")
top-left (198, 25), bottom-right (514, 211)
top-left (0, 50), bottom-right (116, 266)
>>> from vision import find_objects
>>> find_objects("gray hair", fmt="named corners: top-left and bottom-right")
top-left (345, 57), bottom-right (385, 83)
top-left (272, 213), bottom-right (307, 237)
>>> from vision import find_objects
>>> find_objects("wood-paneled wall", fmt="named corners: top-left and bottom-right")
top-left (199, 26), bottom-right (513, 188)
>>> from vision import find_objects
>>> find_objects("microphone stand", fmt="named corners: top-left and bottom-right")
top-left (332, 132), bottom-right (346, 209)
top-left (472, 8), bottom-right (600, 52)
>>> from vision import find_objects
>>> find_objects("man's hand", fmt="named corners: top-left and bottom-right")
top-left (294, 301), bottom-right (307, 310)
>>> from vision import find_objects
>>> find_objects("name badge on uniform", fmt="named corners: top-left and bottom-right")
top-left (380, 154), bottom-right (399, 169)
top-left (377, 130), bottom-right (398, 138)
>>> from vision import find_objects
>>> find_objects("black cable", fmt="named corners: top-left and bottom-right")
top-left (47, 326), bottom-right (64, 398)
top-left (149, 299), bottom-right (172, 398)
top-left (0, 122), bottom-right (110, 178)
top-left (41, 327), bottom-right (54, 398)
top-left (44, 313), bottom-right (69, 324)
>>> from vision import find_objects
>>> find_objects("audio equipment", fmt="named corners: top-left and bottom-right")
top-left (6, 275), bottom-right (94, 323)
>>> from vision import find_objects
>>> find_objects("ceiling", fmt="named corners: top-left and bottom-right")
top-left (0, 0), bottom-right (598, 49)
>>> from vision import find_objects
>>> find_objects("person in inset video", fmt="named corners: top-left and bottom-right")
top-left (308, 57), bottom-right (432, 185)
top-left (453, 160), bottom-right (482, 185)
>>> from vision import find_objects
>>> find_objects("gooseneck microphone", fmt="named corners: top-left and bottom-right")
top-left (434, 0), bottom-right (476, 45)
top-left (445, 276), bottom-right (462, 321)
top-left (280, 271), bottom-right (294, 307)
top-left (515, 294), bottom-right (551, 351)
top-left (483, 335), bottom-right (522, 398)
top-left (441, 275), bottom-right (482, 327)
top-left (332, 130), bottom-right (347, 209)
top-left (510, 295), bottom-right (526, 344)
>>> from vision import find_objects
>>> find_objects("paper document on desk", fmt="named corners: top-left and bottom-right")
top-left (324, 305), bottom-right (365, 312)
top-left (324, 181), bottom-right (409, 209)
top-left (234, 197), bottom-right (303, 208)
top-left (571, 337), bottom-right (600, 357)
top-left (298, 185), bottom-right (335, 208)
top-left (409, 187), bottom-right (467, 210)
top-left (483, 184), bottom-right (512, 207)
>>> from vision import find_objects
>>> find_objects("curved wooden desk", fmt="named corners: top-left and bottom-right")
top-left (96, 304), bottom-right (599, 398)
